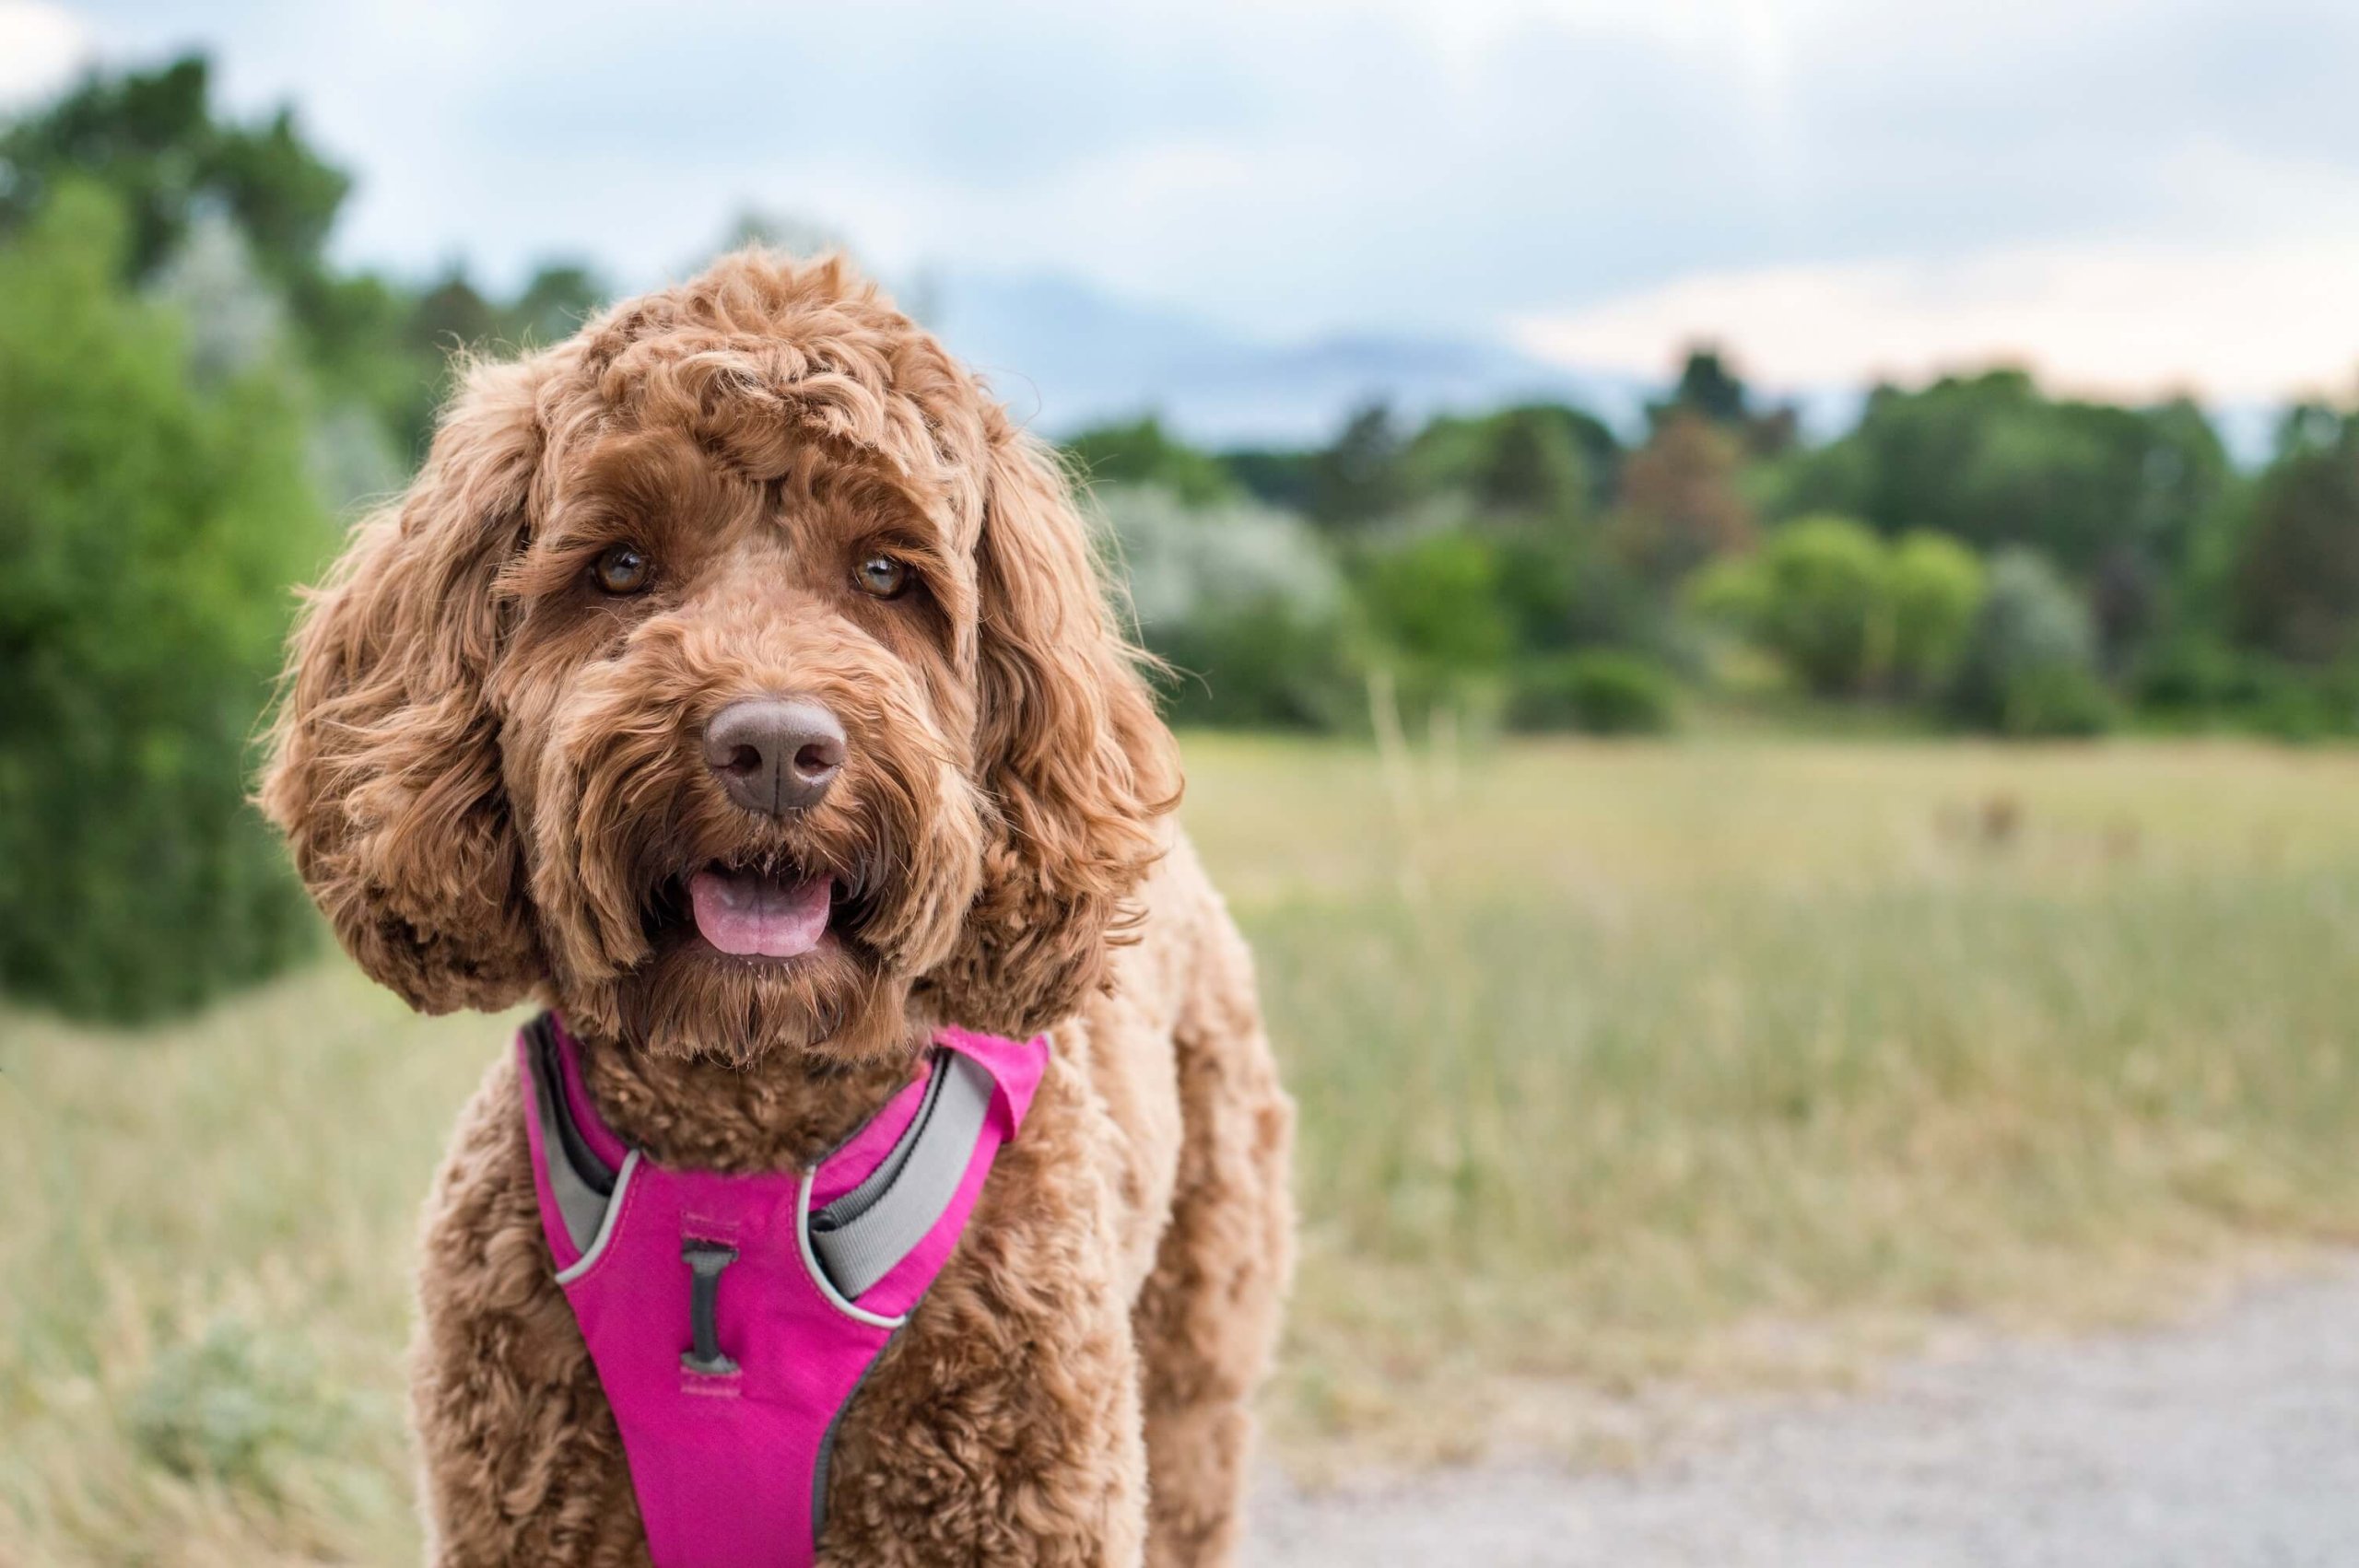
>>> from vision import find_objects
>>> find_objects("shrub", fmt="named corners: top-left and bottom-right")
top-left (2133, 635), bottom-right (2298, 727)
top-left (2137, 634), bottom-right (2252, 714)
top-left (1684, 552), bottom-right (1771, 637)
top-left (1686, 521), bottom-right (1985, 704)
top-left (1490, 530), bottom-right (1586, 651)
top-left (1093, 484), bottom-right (1357, 727)
top-left (1509, 650), bottom-right (1678, 734)
top-left (1950, 549), bottom-right (2111, 736)
top-left (1755, 515), bottom-right (1890, 696)
top-left (1989, 661), bottom-right (2114, 738)
top-left (0, 183), bottom-right (329, 1019)
top-left (1354, 530), bottom-right (1515, 715)
top-left (1886, 531), bottom-right (1985, 692)
top-left (1149, 603), bottom-right (1362, 731)
top-left (2140, 643), bottom-right (2359, 741)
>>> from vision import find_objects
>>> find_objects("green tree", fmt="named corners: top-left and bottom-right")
top-left (1220, 446), bottom-right (1320, 514)
top-left (1092, 485), bottom-right (1355, 728)
top-left (0, 54), bottom-right (348, 305)
top-left (2230, 417), bottom-right (2359, 666)
top-left (507, 262), bottom-right (609, 345)
top-left (1644, 345), bottom-right (1799, 457)
top-left (1310, 403), bottom-right (1411, 528)
top-left (1754, 516), bottom-right (1892, 696)
top-left (1065, 417), bottom-right (1238, 508)
top-left (1886, 531), bottom-right (1986, 693)
top-left (5, 56), bottom-right (621, 465)
top-left (1689, 520), bottom-right (1985, 700)
top-left (407, 269), bottom-right (502, 356)
top-left (1356, 532), bottom-right (1514, 708)
top-left (1774, 371), bottom-right (2232, 584)
top-left (1684, 552), bottom-right (1772, 637)
top-left (1951, 549), bottom-right (2110, 736)
top-left (1406, 403), bottom-right (1618, 518)
top-left (1473, 406), bottom-right (1586, 514)
top-left (1614, 410), bottom-right (1756, 584)
top-left (1508, 649), bottom-right (1677, 734)
top-left (1491, 532), bottom-right (1586, 652)
top-left (0, 184), bottom-right (330, 1019)
top-left (1658, 345), bottom-right (1748, 427)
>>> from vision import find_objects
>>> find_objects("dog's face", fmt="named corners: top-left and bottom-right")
top-left (264, 253), bottom-right (1175, 1064)
top-left (498, 421), bottom-right (990, 1063)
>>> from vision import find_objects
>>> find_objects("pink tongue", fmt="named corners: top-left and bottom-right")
top-left (687, 868), bottom-right (834, 958)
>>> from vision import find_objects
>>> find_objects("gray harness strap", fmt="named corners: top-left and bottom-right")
top-left (524, 1016), bottom-right (615, 1255)
top-left (528, 1023), bottom-right (995, 1305)
top-left (808, 1048), bottom-right (996, 1300)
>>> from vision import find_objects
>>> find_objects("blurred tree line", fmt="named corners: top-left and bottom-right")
top-left (1079, 363), bottom-right (2359, 744)
top-left (0, 56), bottom-right (613, 1021)
top-left (6, 53), bottom-right (2359, 1022)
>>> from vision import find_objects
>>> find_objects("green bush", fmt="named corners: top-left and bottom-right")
top-left (2138, 638), bottom-right (2359, 739)
top-left (1684, 551), bottom-right (1772, 636)
top-left (1093, 484), bottom-right (1358, 727)
top-left (1490, 530), bottom-right (1587, 652)
top-left (1754, 515), bottom-right (1889, 695)
top-left (1989, 661), bottom-right (2114, 738)
top-left (1950, 549), bottom-right (2112, 737)
top-left (2136, 634), bottom-right (2263, 716)
top-left (0, 183), bottom-right (329, 1019)
top-left (1886, 531), bottom-right (1985, 692)
top-left (1695, 520), bottom-right (1989, 707)
top-left (2136, 636), bottom-right (2289, 724)
top-left (1150, 604), bottom-right (1361, 731)
top-left (1508, 650), bottom-right (1678, 734)
top-left (1355, 531), bottom-right (1513, 687)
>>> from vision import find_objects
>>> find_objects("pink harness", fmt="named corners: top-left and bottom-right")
top-left (516, 1012), bottom-right (1048, 1567)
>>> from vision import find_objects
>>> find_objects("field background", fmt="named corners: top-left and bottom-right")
top-left (9, 733), bottom-right (2359, 1566)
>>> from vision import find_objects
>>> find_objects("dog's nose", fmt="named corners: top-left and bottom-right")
top-left (702, 698), bottom-right (845, 815)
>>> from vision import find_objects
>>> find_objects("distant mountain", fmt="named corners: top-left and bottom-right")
top-left (920, 269), bottom-right (2289, 464)
top-left (925, 268), bottom-right (1660, 449)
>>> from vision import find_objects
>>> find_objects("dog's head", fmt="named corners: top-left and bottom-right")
top-left (264, 252), bottom-right (1177, 1064)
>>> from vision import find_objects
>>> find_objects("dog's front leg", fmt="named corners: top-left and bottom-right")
top-left (815, 1053), bottom-right (1150, 1568)
top-left (410, 1055), bottom-right (651, 1566)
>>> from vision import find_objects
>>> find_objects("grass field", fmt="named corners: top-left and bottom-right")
top-left (9, 736), bottom-right (2359, 1563)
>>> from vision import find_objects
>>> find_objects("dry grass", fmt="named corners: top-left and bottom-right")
top-left (9, 737), bottom-right (2359, 1560)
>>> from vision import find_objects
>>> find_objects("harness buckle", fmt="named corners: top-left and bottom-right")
top-left (680, 1240), bottom-right (741, 1375)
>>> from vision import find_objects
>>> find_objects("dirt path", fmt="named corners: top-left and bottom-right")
top-left (1248, 1260), bottom-right (2359, 1567)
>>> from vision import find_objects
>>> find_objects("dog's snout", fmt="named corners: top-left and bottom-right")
top-left (702, 698), bottom-right (846, 815)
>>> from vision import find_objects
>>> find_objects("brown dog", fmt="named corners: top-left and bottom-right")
top-left (263, 251), bottom-right (1293, 1565)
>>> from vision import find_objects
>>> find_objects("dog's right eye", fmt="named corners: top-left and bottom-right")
top-left (854, 554), bottom-right (911, 600)
top-left (593, 544), bottom-right (652, 595)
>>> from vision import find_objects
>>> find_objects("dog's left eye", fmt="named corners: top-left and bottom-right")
top-left (593, 544), bottom-right (652, 595)
top-left (854, 555), bottom-right (910, 600)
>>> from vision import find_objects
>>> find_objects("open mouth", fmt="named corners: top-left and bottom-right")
top-left (682, 860), bottom-right (837, 960)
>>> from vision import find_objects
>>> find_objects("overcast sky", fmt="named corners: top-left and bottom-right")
top-left (6, 0), bottom-right (2356, 404)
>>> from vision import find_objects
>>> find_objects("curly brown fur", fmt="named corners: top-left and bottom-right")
top-left (264, 250), bottom-right (1292, 1566)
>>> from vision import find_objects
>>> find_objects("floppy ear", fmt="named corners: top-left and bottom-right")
top-left (261, 357), bottom-right (549, 1012)
top-left (932, 427), bottom-right (1181, 1036)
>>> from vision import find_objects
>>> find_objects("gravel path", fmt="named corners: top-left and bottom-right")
top-left (1248, 1261), bottom-right (2359, 1567)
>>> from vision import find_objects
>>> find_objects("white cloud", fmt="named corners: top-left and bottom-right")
top-left (0, 0), bottom-right (90, 110)
top-left (26, 0), bottom-right (2359, 403)
top-left (1514, 240), bottom-right (2359, 403)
